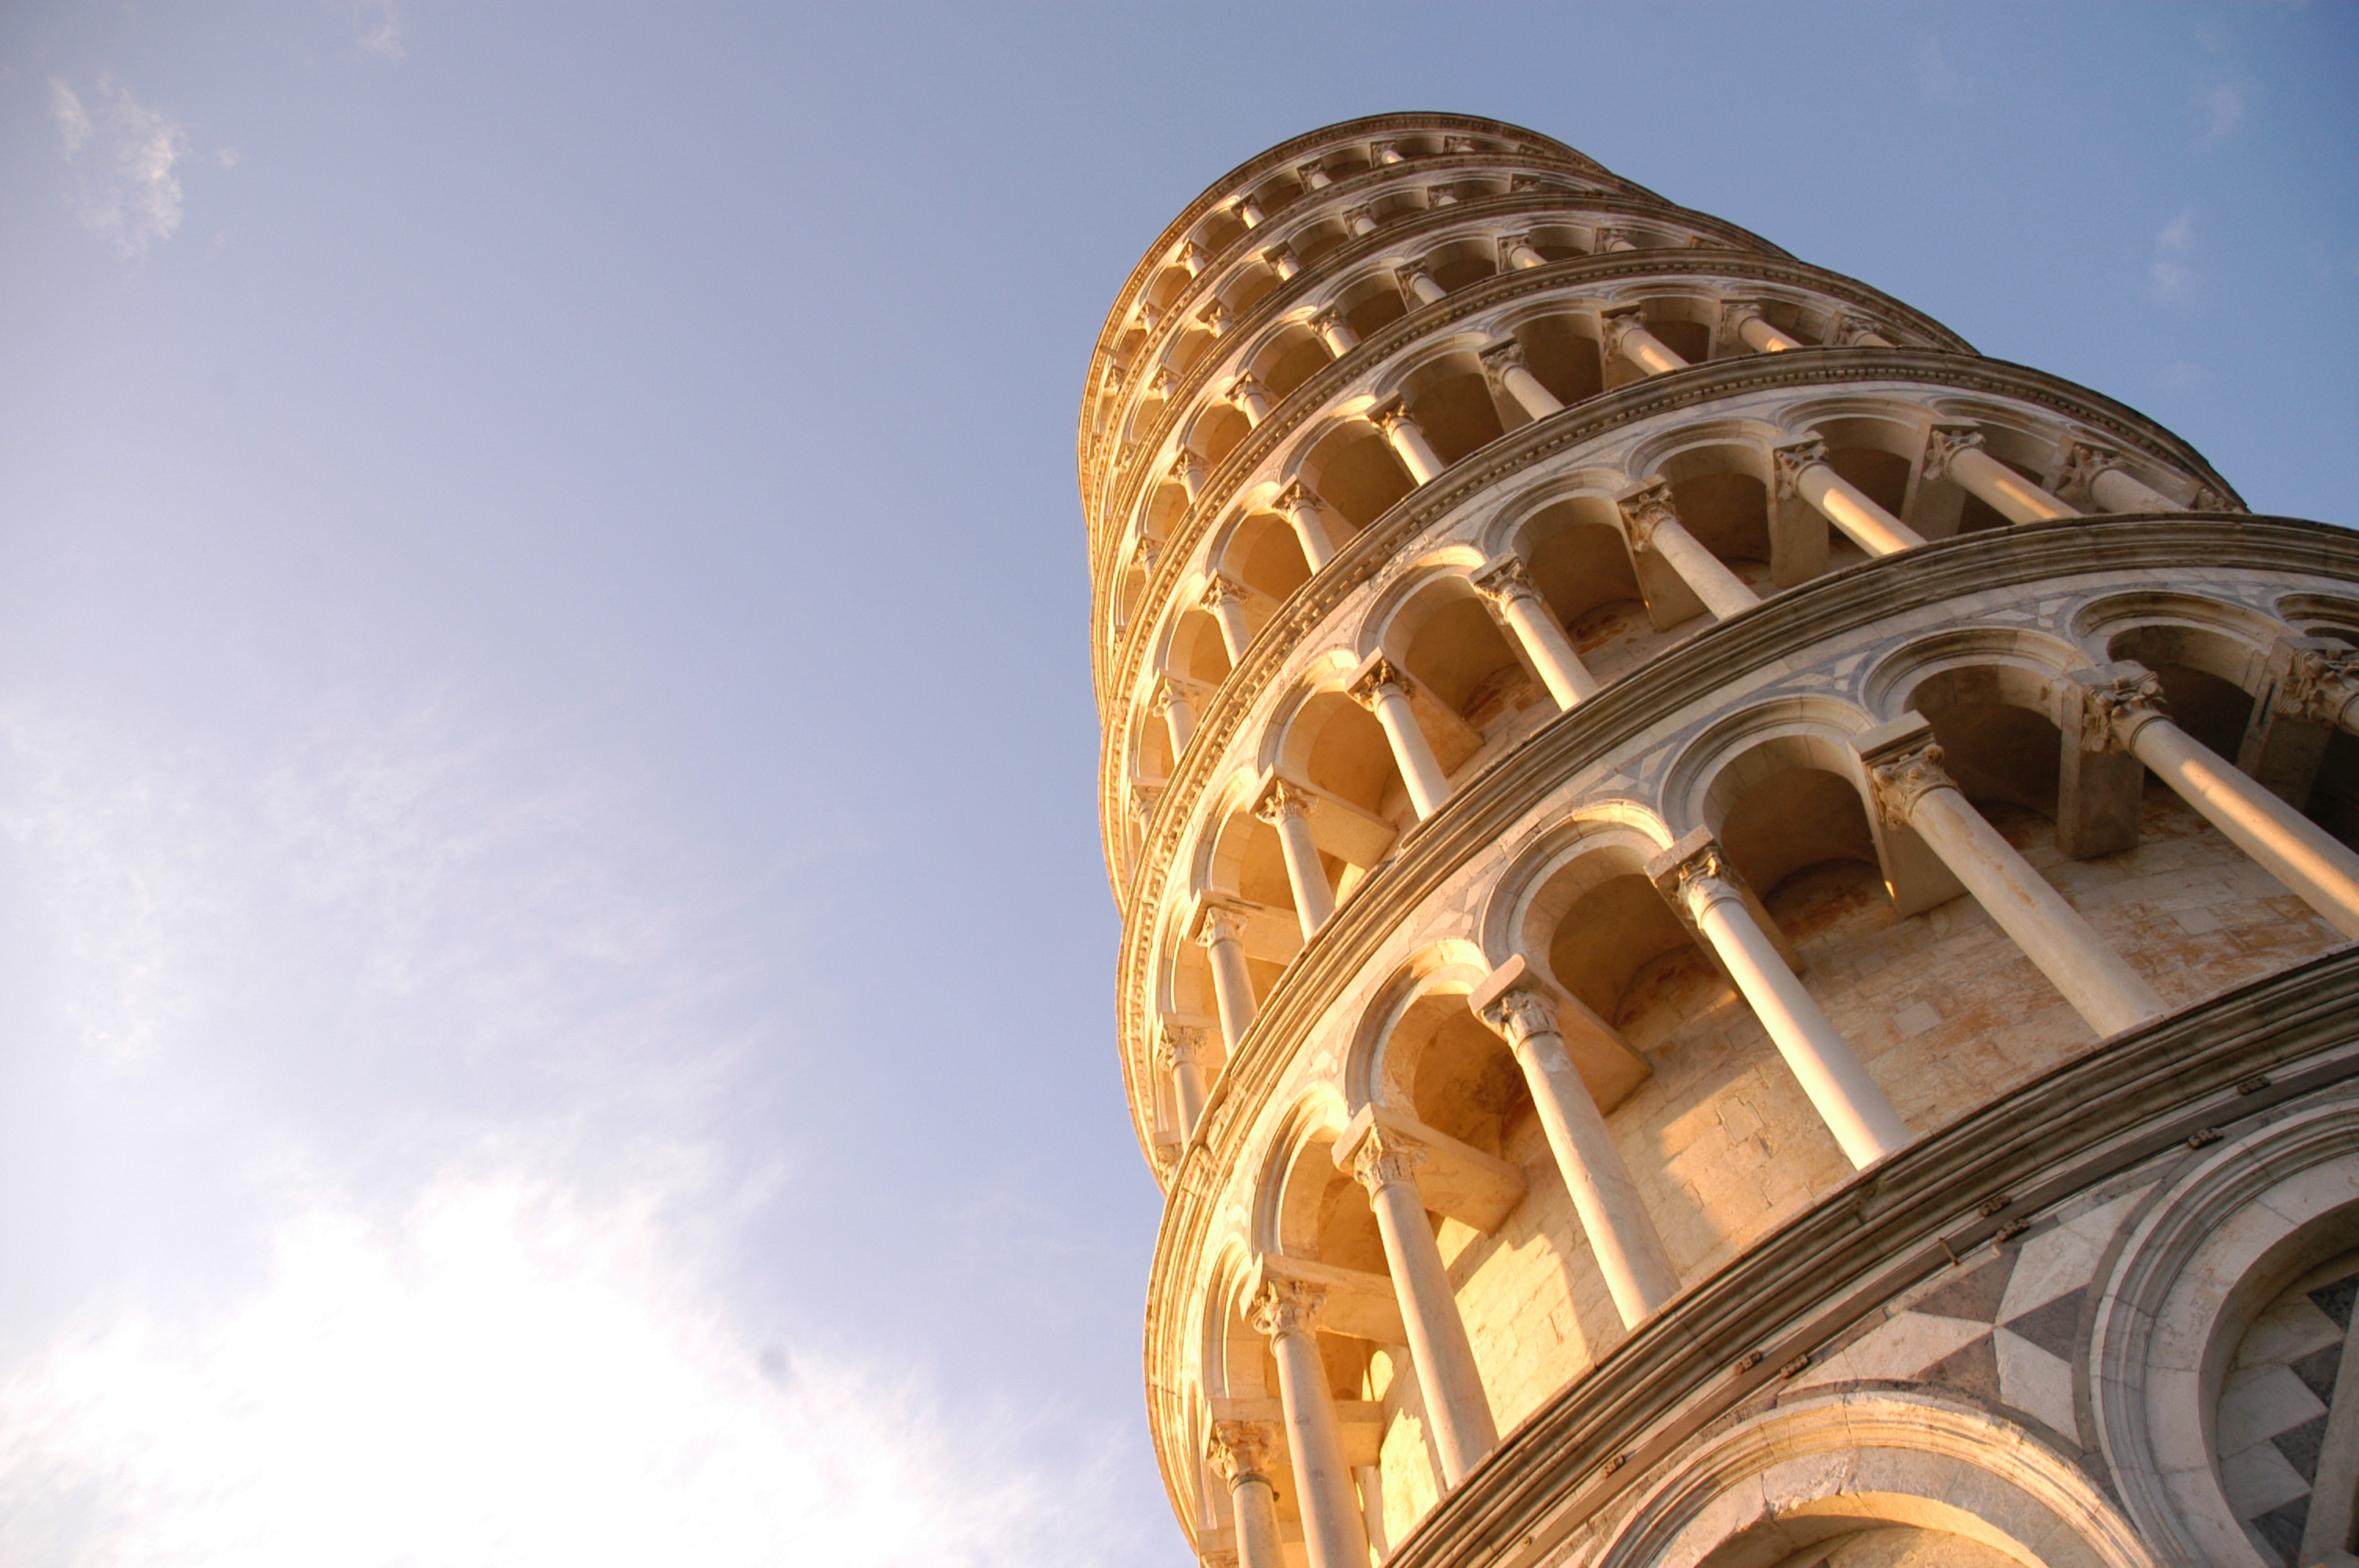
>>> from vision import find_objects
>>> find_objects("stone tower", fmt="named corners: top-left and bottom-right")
top-left (1078, 113), bottom-right (2359, 1568)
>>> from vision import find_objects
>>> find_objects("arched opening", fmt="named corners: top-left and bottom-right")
top-left (1299, 424), bottom-right (1414, 533)
top-left (2104, 622), bottom-right (2258, 760)
top-left (1284, 689), bottom-right (1416, 834)
top-left (1396, 356), bottom-right (1506, 466)
top-left (1167, 605), bottom-right (1232, 689)
top-left (1388, 578), bottom-right (1539, 747)
top-left (1509, 313), bottom-right (1605, 408)
top-left (1219, 510), bottom-right (1313, 604)
top-left (1252, 323), bottom-right (1332, 401)
top-left (1422, 236), bottom-right (1498, 294)
top-left (1194, 404), bottom-right (1252, 470)
top-left (1906, 664), bottom-right (2063, 818)
top-left (1334, 274), bottom-right (1410, 344)
top-left (1666, 467), bottom-right (1774, 591)
top-left (1514, 499), bottom-right (1656, 684)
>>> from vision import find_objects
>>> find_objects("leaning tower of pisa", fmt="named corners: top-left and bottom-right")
top-left (1078, 112), bottom-right (2359, 1568)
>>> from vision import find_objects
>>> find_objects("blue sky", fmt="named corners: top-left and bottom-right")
top-left (0, 3), bottom-right (2351, 1563)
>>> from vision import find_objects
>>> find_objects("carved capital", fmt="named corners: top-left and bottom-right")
top-left (1426, 182), bottom-right (1460, 206)
top-left (1867, 740), bottom-right (1957, 828)
top-left (1205, 1419), bottom-right (1278, 1488)
top-left (1225, 373), bottom-right (1261, 408)
top-left (2280, 646), bottom-right (2359, 725)
top-left (1339, 204), bottom-right (1376, 231)
top-left (1310, 304), bottom-right (1346, 335)
top-left (1180, 240), bottom-right (1211, 275)
top-left (1478, 336), bottom-right (1528, 380)
top-left (1200, 575), bottom-right (1245, 612)
top-left (1371, 397), bottom-right (1419, 440)
top-left (1199, 300), bottom-right (1232, 336)
top-left (1138, 301), bottom-right (1164, 332)
top-left (1498, 234), bottom-right (1540, 269)
top-left (1133, 537), bottom-right (1162, 575)
top-left (1719, 299), bottom-right (1767, 339)
top-left (1295, 161), bottom-right (1330, 188)
top-left (1147, 365), bottom-right (1175, 396)
top-left (1593, 225), bottom-right (1637, 252)
top-left (1616, 480), bottom-right (1680, 551)
top-left (2057, 441), bottom-right (2125, 506)
top-left (1443, 134), bottom-right (1479, 154)
top-left (1834, 314), bottom-right (1885, 347)
top-left (1472, 556), bottom-right (1540, 609)
top-left (1345, 655), bottom-right (1408, 710)
top-left (1158, 1024), bottom-right (1204, 1073)
top-left (1396, 263), bottom-right (1438, 296)
top-left (2193, 483), bottom-right (2246, 514)
top-left (1260, 242), bottom-right (1299, 274)
top-left (1248, 1276), bottom-right (1325, 1338)
top-left (1100, 362), bottom-right (1125, 393)
top-left (1351, 1126), bottom-right (1426, 1196)
top-left (1369, 139), bottom-right (1401, 164)
top-left (1662, 840), bottom-right (1743, 924)
top-left (2077, 669), bottom-right (2169, 754)
top-left (1170, 451), bottom-right (1205, 488)
top-left (1509, 173), bottom-right (1544, 192)
top-left (1598, 307), bottom-right (1651, 357)
top-left (1771, 437), bottom-right (1829, 500)
top-left (1274, 479), bottom-right (1320, 520)
top-left (1921, 424), bottom-right (1984, 484)
top-left (1478, 986), bottom-right (1559, 1047)
top-left (1230, 197), bottom-right (1263, 227)
top-left (1251, 777), bottom-right (1310, 826)
top-left (1194, 901), bottom-right (1245, 949)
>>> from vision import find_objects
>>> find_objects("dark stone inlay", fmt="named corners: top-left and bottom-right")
top-left (2294, 1341), bottom-right (2344, 1406)
top-left (2253, 1494), bottom-right (2310, 1566)
top-left (1919, 1331), bottom-right (2001, 1402)
top-left (1912, 1250), bottom-right (2017, 1325)
top-left (2274, 1413), bottom-right (2329, 1485)
top-left (2313, 1274), bottom-right (2359, 1334)
top-left (2001, 1286), bottom-right (2085, 1363)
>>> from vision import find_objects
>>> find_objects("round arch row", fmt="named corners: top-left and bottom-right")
top-left (1150, 588), bottom-right (2359, 1560)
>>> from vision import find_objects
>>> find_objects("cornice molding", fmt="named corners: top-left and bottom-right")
top-left (1106, 513), bottom-right (2343, 1164)
top-left (1094, 354), bottom-right (2252, 921)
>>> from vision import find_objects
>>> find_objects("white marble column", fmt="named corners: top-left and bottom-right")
top-left (1262, 243), bottom-right (1301, 281)
top-left (2079, 666), bottom-right (2359, 937)
top-left (1371, 139), bottom-right (1405, 165)
top-left (2280, 644), bottom-right (2359, 736)
top-left (1311, 307), bottom-right (1359, 357)
top-left (1398, 264), bottom-right (1445, 307)
top-left (1659, 840), bottom-right (1914, 1167)
top-left (1161, 1022), bottom-right (1209, 1140)
top-left (1347, 657), bottom-right (1449, 818)
top-left (1350, 1130), bottom-right (1498, 1483)
top-left (1724, 300), bottom-right (1802, 352)
top-left (1836, 316), bottom-right (1895, 349)
top-left (1374, 399), bottom-right (1443, 484)
top-left (1499, 234), bottom-right (1546, 270)
top-left (1601, 308), bottom-right (1686, 376)
top-left (1341, 205), bottom-right (1378, 237)
top-left (1201, 301), bottom-right (1233, 339)
top-left (1473, 557), bottom-right (1598, 708)
top-left (1173, 451), bottom-right (1209, 504)
top-left (1618, 481), bottom-right (1759, 621)
top-left (1479, 338), bottom-right (1564, 419)
top-left (1206, 1421), bottom-right (1285, 1568)
top-left (1250, 1280), bottom-right (1371, 1568)
top-left (1594, 225), bottom-right (1639, 252)
top-left (1156, 681), bottom-right (1197, 756)
top-left (1297, 162), bottom-right (1332, 191)
top-left (1275, 481), bottom-right (1338, 571)
top-left (2060, 441), bottom-right (2182, 514)
top-left (1228, 376), bottom-right (1270, 426)
top-left (1772, 437), bottom-right (1924, 556)
top-left (1180, 241), bottom-right (1211, 277)
top-left (1202, 577), bottom-right (1252, 662)
top-left (1195, 902), bottom-right (1258, 1050)
top-left (1867, 737), bottom-right (2165, 1036)
top-left (1255, 779), bottom-right (1336, 938)
top-left (1476, 986), bottom-right (1679, 1325)
top-left (1232, 195), bottom-right (1265, 229)
top-left (1922, 426), bottom-right (2077, 523)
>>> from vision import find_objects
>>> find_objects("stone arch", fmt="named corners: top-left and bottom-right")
top-left (1380, 341), bottom-right (1507, 466)
top-left (1362, 558), bottom-right (1540, 754)
top-left (1778, 394), bottom-right (1940, 541)
top-left (1267, 655), bottom-right (1417, 833)
top-left (1490, 299), bottom-right (1606, 410)
top-left (2074, 589), bottom-right (2283, 760)
top-left (1209, 500), bottom-right (1313, 606)
top-left (1339, 941), bottom-right (1495, 1117)
top-left (1635, 426), bottom-right (1783, 590)
top-left (1865, 626), bottom-right (2088, 821)
top-left (1293, 416), bottom-right (1414, 534)
top-left (1256, 1089), bottom-right (1365, 1265)
top-left (1244, 317), bottom-right (1332, 402)
top-left (1599, 1390), bottom-right (2151, 1568)
top-left (2277, 592), bottom-right (2359, 646)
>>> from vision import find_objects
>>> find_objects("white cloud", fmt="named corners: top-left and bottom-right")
top-left (2197, 79), bottom-right (2245, 141)
top-left (49, 74), bottom-right (190, 258)
top-left (355, 1), bottom-right (405, 59)
top-left (2146, 209), bottom-right (2197, 303)
top-left (0, 1158), bottom-right (1132, 1568)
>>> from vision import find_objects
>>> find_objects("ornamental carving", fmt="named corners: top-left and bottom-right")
top-left (1205, 1419), bottom-right (1276, 1486)
top-left (1868, 740), bottom-right (1957, 829)
top-left (1251, 778), bottom-right (1310, 826)
top-left (1771, 437), bottom-right (1829, 499)
top-left (1599, 307), bottom-right (1651, 357)
top-left (1248, 1276), bottom-right (1326, 1338)
top-left (1661, 840), bottom-right (1741, 924)
top-left (1351, 1127), bottom-right (1426, 1196)
top-left (1616, 481), bottom-right (1680, 551)
top-left (2279, 647), bottom-right (2359, 726)
top-left (1157, 1025), bottom-right (1203, 1073)
top-left (1920, 424), bottom-right (1985, 484)
top-left (1472, 556), bottom-right (1539, 608)
top-left (1478, 336), bottom-right (1528, 379)
top-left (2058, 441), bottom-right (2126, 506)
top-left (1478, 986), bottom-right (1559, 1047)
top-left (2077, 670), bottom-right (2169, 754)
top-left (1345, 656), bottom-right (1410, 710)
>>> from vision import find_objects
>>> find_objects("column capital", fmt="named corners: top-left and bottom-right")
top-left (1251, 776), bottom-right (1312, 826)
top-left (1654, 837), bottom-right (1745, 925)
top-left (1350, 1125), bottom-right (1426, 1196)
top-left (1132, 535), bottom-right (1162, 574)
top-left (1471, 555), bottom-right (1541, 608)
top-left (1295, 161), bottom-right (1330, 188)
top-left (1478, 336), bottom-right (1528, 377)
top-left (1771, 436), bottom-right (1830, 499)
top-left (1194, 898), bottom-right (1245, 949)
top-left (1248, 1276), bottom-right (1326, 1338)
top-left (2280, 645), bottom-right (2359, 725)
top-left (1443, 134), bottom-right (1479, 154)
top-left (1370, 396), bottom-right (1419, 439)
top-left (1200, 575), bottom-right (1245, 612)
top-left (1259, 242), bottom-right (1298, 275)
top-left (1498, 234), bottom-right (1541, 270)
top-left (1310, 303), bottom-right (1347, 334)
top-left (2193, 482), bottom-right (2246, 514)
top-left (1719, 299), bottom-right (1768, 337)
top-left (1274, 479), bottom-right (1320, 519)
top-left (1158, 1023), bottom-right (1205, 1073)
top-left (1225, 373), bottom-right (1261, 407)
top-left (1172, 449), bottom-right (1206, 487)
top-left (1100, 362), bottom-right (1125, 393)
top-left (1199, 300), bottom-right (1233, 337)
top-left (1593, 225), bottom-right (1637, 252)
top-left (1205, 1418), bottom-right (1278, 1486)
top-left (1230, 196), bottom-right (1264, 227)
top-left (1616, 480), bottom-right (1680, 551)
top-left (1345, 655), bottom-right (1410, 710)
top-left (1138, 300), bottom-right (1165, 332)
top-left (1834, 314), bottom-right (1888, 347)
top-left (2057, 441), bottom-right (2127, 506)
top-left (1476, 985), bottom-right (1559, 1047)
top-left (1339, 204), bottom-right (1376, 231)
top-left (1867, 739), bottom-right (1956, 828)
top-left (1396, 263), bottom-right (1438, 296)
top-left (1426, 182), bottom-right (1460, 207)
top-left (1369, 139), bottom-right (1403, 164)
top-left (1509, 173), bottom-right (1546, 192)
top-left (1180, 240), bottom-right (1212, 276)
top-left (1598, 306), bottom-right (1651, 357)
top-left (1147, 365), bottom-right (1175, 395)
top-left (2074, 665), bottom-right (2171, 753)
top-left (1921, 423), bottom-right (1985, 484)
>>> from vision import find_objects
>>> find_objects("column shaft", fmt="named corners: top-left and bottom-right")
top-left (1790, 459), bottom-right (1923, 555)
top-left (1169, 1040), bottom-right (1209, 1138)
top-left (1895, 774), bottom-right (2165, 1035)
top-left (1162, 688), bottom-right (1197, 755)
top-left (1503, 238), bottom-right (1545, 269)
top-left (2089, 465), bottom-right (2179, 514)
top-left (1365, 683), bottom-right (1448, 818)
top-left (1651, 517), bottom-right (1758, 620)
top-left (1358, 1146), bottom-right (1497, 1482)
top-left (1498, 363), bottom-right (1563, 419)
top-left (1201, 920), bottom-right (1257, 1050)
top-left (1608, 320), bottom-right (1686, 376)
top-left (1947, 445), bottom-right (2076, 523)
top-left (1736, 314), bottom-right (1802, 352)
top-left (1269, 805), bottom-right (1335, 938)
top-left (1207, 592), bottom-right (1252, 662)
top-left (1278, 487), bottom-right (1337, 570)
top-left (1264, 1317), bottom-right (1369, 1568)
top-left (1488, 583), bottom-right (1598, 707)
top-left (1381, 412), bottom-right (1444, 485)
top-left (1687, 887), bottom-right (1912, 1167)
top-left (1314, 314), bottom-right (1359, 356)
top-left (1229, 1475), bottom-right (1283, 1568)
top-left (2129, 719), bottom-right (2359, 938)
